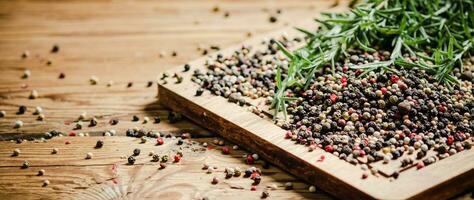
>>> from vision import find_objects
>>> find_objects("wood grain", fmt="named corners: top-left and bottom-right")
top-left (0, 137), bottom-right (327, 200)
top-left (0, 0), bottom-right (347, 199)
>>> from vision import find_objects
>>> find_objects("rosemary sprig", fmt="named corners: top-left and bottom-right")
top-left (273, 0), bottom-right (474, 119)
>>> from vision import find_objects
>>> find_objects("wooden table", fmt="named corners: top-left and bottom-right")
top-left (0, 1), bottom-right (338, 199)
top-left (0, 1), bottom-right (472, 199)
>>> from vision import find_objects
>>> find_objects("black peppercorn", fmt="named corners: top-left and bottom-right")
top-left (183, 64), bottom-right (191, 72)
top-left (95, 140), bottom-right (104, 148)
top-left (89, 118), bottom-right (98, 127)
top-left (244, 169), bottom-right (252, 177)
top-left (109, 119), bottom-right (119, 125)
top-left (133, 148), bottom-right (141, 156)
top-left (253, 175), bottom-right (262, 185)
top-left (132, 115), bottom-right (139, 122)
top-left (269, 16), bottom-right (277, 23)
top-left (51, 44), bottom-right (59, 53)
top-left (147, 81), bottom-right (153, 87)
top-left (17, 106), bottom-right (27, 115)
top-left (128, 156), bottom-right (136, 165)
top-left (195, 88), bottom-right (204, 96)
top-left (154, 116), bottom-right (161, 123)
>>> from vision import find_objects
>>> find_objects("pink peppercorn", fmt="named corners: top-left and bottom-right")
top-left (250, 185), bottom-right (257, 191)
top-left (447, 135), bottom-right (454, 145)
top-left (285, 131), bottom-right (292, 139)
top-left (68, 132), bottom-right (76, 136)
top-left (222, 147), bottom-right (230, 155)
top-left (437, 105), bottom-right (447, 113)
top-left (341, 76), bottom-right (347, 83)
top-left (342, 65), bottom-right (349, 72)
top-left (174, 154), bottom-right (181, 163)
top-left (416, 162), bottom-right (425, 170)
top-left (362, 172), bottom-right (368, 179)
top-left (246, 154), bottom-right (255, 164)
top-left (317, 155), bottom-right (325, 162)
top-left (390, 75), bottom-right (399, 83)
top-left (324, 145), bottom-right (334, 153)
top-left (65, 141), bottom-right (71, 145)
top-left (330, 94), bottom-right (338, 104)
top-left (381, 87), bottom-right (387, 94)
top-left (156, 138), bottom-right (164, 145)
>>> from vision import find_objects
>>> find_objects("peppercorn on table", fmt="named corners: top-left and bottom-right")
top-left (157, 1), bottom-right (474, 200)
top-left (0, 0), bottom-right (361, 199)
top-left (0, 0), bottom-right (473, 200)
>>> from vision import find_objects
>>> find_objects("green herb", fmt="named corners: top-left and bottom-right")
top-left (273, 0), bottom-right (473, 118)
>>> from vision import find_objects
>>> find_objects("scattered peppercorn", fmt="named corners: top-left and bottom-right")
top-left (128, 156), bottom-right (136, 165)
top-left (95, 140), bottom-right (104, 148)
top-left (12, 148), bottom-right (20, 156)
top-left (29, 90), bottom-right (39, 99)
top-left (14, 120), bottom-right (23, 128)
top-left (156, 138), bottom-right (164, 145)
top-left (154, 116), bottom-right (161, 123)
top-left (211, 177), bottom-right (219, 184)
top-left (22, 160), bottom-right (29, 169)
top-left (183, 64), bottom-right (191, 72)
top-left (269, 16), bottom-right (277, 23)
top-left (159, 163), bottom-right (167, 169)
top-left (161, 155), bottom-right (169, 162)
top-left (152, 154), bottom-right (160, 162)
top-left (284, 182), bottom-right (293, 190)
top-left (133, 148), bottom-right (141, 156)
top-left (132, 115), bottom-right (139, 122)
top-left (89, 118), bottom-right (98, 127)
top-left (222, 147), bottom-right (230, 154)
top-left (51, 44), bottom-right (59, 53)
top-left (59, 73), bottom-right (65, 79)
top-left (89, 76), bottom-right (99, 85)
top-left (127, 82), bottom-right (133, 88)
top-left (22, 70), bottom-right (31, 79)
top-left (38, 169), bottom-right (45, 176)
top-left (174, 154), bottom-right (182, 162)
top-left (109, 119), bottom-right (119, 125)
top-left (17, 106), bottom-right (27, 115)
top-left (143, 117), bottom-right (149, 124)
top-left (43, 179), bottom-right (50, 187)
top-left (21, 51), bottom-right (29, 59)
top-left (195, 88), bottom-right (204, 96)
top-left (147, 81), bottom-right (153, 87)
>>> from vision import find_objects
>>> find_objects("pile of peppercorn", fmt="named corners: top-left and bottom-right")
top-left (191, 36), bottom-right (300, 106)
top-left (281, 50), bottom-right (473, 165)
top-left (192, 37), bottom-right (474, 166)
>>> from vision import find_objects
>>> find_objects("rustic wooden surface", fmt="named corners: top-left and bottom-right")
top-left (0, 0), bottom-right (349, 199)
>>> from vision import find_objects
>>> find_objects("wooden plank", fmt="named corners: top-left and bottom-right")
top-left (0, 137), bottom-right (330, 200)
top-left (157, 5), bottom-right (474, 200)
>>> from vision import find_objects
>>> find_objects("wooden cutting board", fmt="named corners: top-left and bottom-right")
top-left (158, 4), bottom-right (474, 199)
